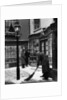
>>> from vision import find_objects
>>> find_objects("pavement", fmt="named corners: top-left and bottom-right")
top-left (5, 65), bottom-right (53, 84)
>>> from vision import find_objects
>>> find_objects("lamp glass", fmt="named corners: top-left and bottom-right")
top-left (15, 27), bottom-right (19, 32)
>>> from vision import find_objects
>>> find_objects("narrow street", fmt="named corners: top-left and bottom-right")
top-left (5, 19), bottom-right (57, 84)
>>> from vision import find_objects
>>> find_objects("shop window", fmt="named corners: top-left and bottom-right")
top-left (46, 41), bottom-right (48, 55)
top-left (41, 42), bottom-right (44, 53)
top-left (5, 46), bottom-right (17, 67)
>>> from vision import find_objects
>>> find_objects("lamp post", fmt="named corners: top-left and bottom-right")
top-left (14, 21), bottom-right (21, 80)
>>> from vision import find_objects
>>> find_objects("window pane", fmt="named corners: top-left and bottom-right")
top-left (34, 19), bottom-right (40, 29)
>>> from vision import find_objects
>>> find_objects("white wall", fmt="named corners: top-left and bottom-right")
top-left (30, 19), bottom-right (34, 34)
top-left (41, 18), bottom-right (54, 28)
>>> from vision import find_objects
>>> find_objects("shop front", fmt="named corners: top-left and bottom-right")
top-left (5, 34), bottom-right (28, 68)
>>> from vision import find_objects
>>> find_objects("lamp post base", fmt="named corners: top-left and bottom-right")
top-left (17, 67), bottom-right (20, 80)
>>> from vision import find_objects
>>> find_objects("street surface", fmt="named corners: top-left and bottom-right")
top-left (5, 65), bottom-right (53, 84)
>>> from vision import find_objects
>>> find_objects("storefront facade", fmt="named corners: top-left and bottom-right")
top-left (29, 18), bottom-right (57, 70)
top-left (5, 34), bottom-right (28, 68)
top-left (5, 19), bottom-right (30, 68)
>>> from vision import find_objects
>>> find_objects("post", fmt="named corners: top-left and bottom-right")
top-left (16, 32), bottom-right (20, 80)
top-left (14, 20), bottom-right (21, 80)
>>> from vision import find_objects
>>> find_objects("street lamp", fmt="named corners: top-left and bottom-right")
top-left (14, 20), bottom-right (21, 80)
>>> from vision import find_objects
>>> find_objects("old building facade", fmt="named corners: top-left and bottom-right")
top-left (5, 18), bottom-right (57, 72)
top-left (5, 19), bottom-right (30, 68)
top-left (29, 19), bottom-right (54, 67)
